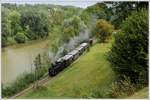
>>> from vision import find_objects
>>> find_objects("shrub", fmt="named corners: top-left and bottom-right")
top-left (107, 8), bottom-right (148, 84)
top-left (2, 37), bottom-right (16, 47)
top-left (96, 19), bottom-right (114, 42)
top-left (2, 37), bottom-right (8, 47)
top-left (108, 77), bottom-right (136, 98)
top-left (15, 32), bottom-right (26, 43)
top-left (7, 37), bottom-right (16, 45)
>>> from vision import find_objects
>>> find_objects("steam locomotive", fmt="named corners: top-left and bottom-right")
top-left (48, 39), bottom-right (93, 76)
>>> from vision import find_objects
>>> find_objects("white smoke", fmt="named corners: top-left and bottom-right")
top-left (54, 46), bottom-right (64, 61)
top-left (64, 29), bottom-right (90, 52)
top-left (48, 21), bottom-right (91, 62)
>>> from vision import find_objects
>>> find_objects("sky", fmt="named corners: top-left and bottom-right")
top-left (1, 0), bottom-right (102, 8)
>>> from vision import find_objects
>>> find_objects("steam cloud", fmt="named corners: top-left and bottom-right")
top-left (48, 26), bottom-right (90, 63)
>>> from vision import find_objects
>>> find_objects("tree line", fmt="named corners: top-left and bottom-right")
top-left (1, 4), bottom-right (82, 47)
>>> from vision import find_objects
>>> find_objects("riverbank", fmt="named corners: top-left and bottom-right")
top-left (2, 38), bottom-right (49, 50)
top-left (2, 62), bottom-right (49, 98)
top-left (2, 38), bottom-right (50, 87)
top-left (10, 75), bottom-right (50, 98)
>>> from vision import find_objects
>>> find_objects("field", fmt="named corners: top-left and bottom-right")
top-left (18, 41), bottom-right (116, 98)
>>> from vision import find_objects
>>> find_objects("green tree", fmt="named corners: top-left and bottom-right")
top-left (34, 54), bottom-right (42, 88)
top-left (96, 19), bottom-right (114, 42)
top-left (110, 2), bottom-right (148, 29)
top-left (1, 7), bottom-right (12, 47)
top-left (85, 3), bottom-right (107, 19)
top-left (62, 16), bottom-right (83, 42)
top-left (15, 32), bottom-right (26, 43)
top-left (71, 16), bottom-right (81, 35)
top-left (48, 8), bottom-right (65, 26)
top-left (62, 26), bottom-right (75, 42)
top-left (80, 11), bottom-right (91, 26)
top-left (21, 10), bottom-right (50, 40)
top-left (108, 9), bottom-right (148, 84)
top-left (8, 10), bottom-right (22, 36)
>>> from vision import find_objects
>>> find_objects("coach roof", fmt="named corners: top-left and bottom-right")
top-left (68, 49), bottom-right (79, 55)
top-left (80, 43), bottom-right (88, 47)
top-left (62, 54), bottom-right (73, 60)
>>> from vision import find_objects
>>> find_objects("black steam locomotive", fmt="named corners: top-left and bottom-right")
top-left (48, 39), bottom-right (93, 76)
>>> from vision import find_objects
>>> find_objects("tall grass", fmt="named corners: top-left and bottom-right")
top-left (107, 77), bottom-right (136, 98)
top-left (90, 77), bottom-right (137, 98)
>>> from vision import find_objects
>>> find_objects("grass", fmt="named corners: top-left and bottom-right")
top-left (127, 87), bottom-right (148, 99)
top-left (18, 42), bottom-right (116, 98)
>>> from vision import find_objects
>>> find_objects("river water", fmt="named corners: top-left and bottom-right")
top-left (2, 39), bottom-right (49, 86)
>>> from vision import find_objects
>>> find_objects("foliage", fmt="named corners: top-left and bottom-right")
top-left (62, 16), bottom-right (84, 43)
top-left (8, 10), bottom-right (22, 35)
top-left (7, 37), bottom-right (16, 45)
top-left (21, 10), bottom-right (50, 40)
top-left (15, 32), bottom-right (26, 43)
top-left (48, 8), bottom-right (65, 26)
top-left (85, 3), bottom-right (107, 19)
top-left (1, 7), bottom-right (12, 47)
top-left (1, 7), bottom-right (11, 36)
top-left (80, 11), bottom-right (91, 25)
top-left (108, 77), bottom-right (136, 98)
top-left (96, 19), bottom-right (114, 42)
top-left (33, 54), bottom-right (42, 88)
top-left (127, 87), bottom-right (148, 99)
top-left (107, 9), bottom-right (148, 84)
top-left (1, 4), bottom-right (84, 48)
top-left (109, 2), bottom-right (148, 29)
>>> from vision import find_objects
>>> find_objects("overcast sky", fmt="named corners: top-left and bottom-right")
top-left (1, 0), bottom-right (101, 8)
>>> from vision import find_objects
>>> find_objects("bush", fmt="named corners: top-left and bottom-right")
top-left (108, 77), bottom-right (136, 98)
top-left (96, 19), bottom-right (114, 42)
top-left (2, 37), bottom-right (16, 47)
top-left (107, 9), bottom-right (148, 84)
top-left (7, 37), bottom-right (16, 45)
top-left (2, 37), bottom-right (8, 47)
top-left (15, 32), bottom-right (26, 43)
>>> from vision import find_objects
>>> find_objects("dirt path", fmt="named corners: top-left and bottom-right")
top-left (10, 75), bottom-right (51, 99)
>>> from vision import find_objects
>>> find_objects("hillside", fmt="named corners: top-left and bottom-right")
top-left (18, 42), bottom-right (116, 98)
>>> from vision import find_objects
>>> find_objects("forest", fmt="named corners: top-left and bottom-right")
top-left (1, 1), bottom-right (149, 99)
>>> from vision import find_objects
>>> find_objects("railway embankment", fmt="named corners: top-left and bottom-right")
top-left (18, 41), bottom-right (116, 98)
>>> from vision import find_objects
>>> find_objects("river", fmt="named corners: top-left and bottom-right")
top-left (2, 39), bottom-right (50, 86)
